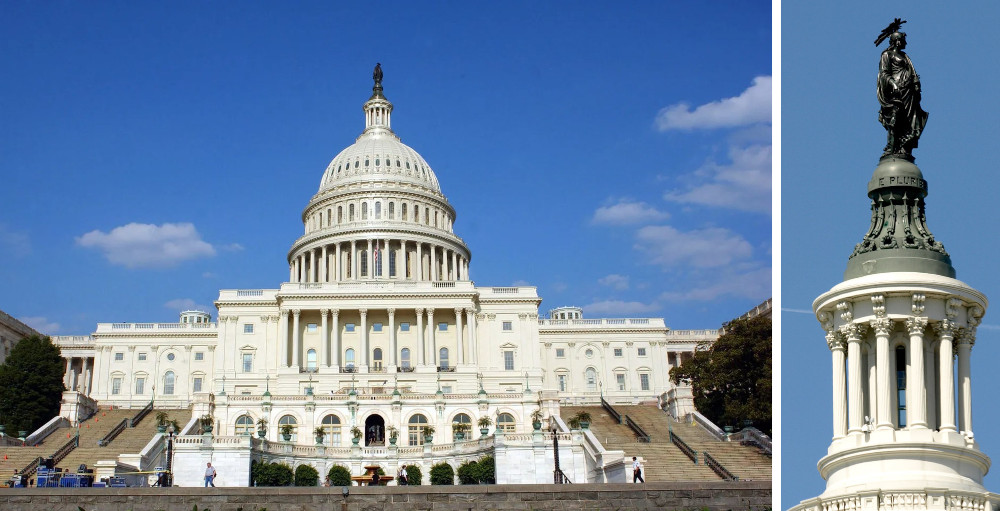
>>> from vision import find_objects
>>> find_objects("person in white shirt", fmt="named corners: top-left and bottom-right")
top-left (632, 457), bottom-right (644, 483)
top-left (204, 462), bottom-right (217, 487)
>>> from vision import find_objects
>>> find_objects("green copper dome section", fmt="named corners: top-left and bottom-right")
top-left (845, 157), bottom-right (954, 280)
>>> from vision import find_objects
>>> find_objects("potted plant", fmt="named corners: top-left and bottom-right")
top-left (280, 423), bottom-right (295, 441)
top-left (314, 426), bottom-right (326, 445)
top-left (531, 409), bottom-right (544, 431)
top-left (452, 422), bottom-right (470, 441)
top-left (256, 417), bottom-right (268, 439)
top-left (350, 426), bottom-right (362, 445)
top-left (573, 411), bottom-right (592, 430)
top-left (387, 425), bottom-right (398, 446)
top-left (199, 414), bottom-right (214, 434)
top-left (422, 425), bottom-right (435, 444)
top-left (477, 416), bottom-right (492, 436)
top-left (155, 411), bottom-right (170, 433)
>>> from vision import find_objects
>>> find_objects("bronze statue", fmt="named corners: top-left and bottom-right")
top-left (373, 63), bottom-right (383, 87)
top-left (876, 19), bottom-right (928, 159)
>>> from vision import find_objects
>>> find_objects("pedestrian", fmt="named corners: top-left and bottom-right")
top-left (632, 457), bottom-right (644, 483)
top-left (204, 462), bottom-right (217, 487)
top-left (397, 465), bottom-right (408, 486)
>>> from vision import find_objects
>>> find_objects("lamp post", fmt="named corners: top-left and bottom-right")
top-left (165, 424), bottom-right (175, 487)
top-left (550, 418), bottom-right (562, 484)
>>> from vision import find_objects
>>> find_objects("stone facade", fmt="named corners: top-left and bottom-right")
top-left (0, 309), bottom-right (40, 365)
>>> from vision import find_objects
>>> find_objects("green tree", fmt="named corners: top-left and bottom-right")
top-left (669, 315), bottom-right (771, 435)
top-left (253, 462), bottom-right (293, 486)
top-left (404, 464), bottom-right (422, 486)
top-left (456, 460), bottom-right (477, 484)
top-left (0, 335), bottom-right (65, 434)
top-left (429, 462), bottom-right (454, 485)
top-left (327, 465), bottom-right (352, 486)
top-left (294, 464), bottom-right (319, 486)
top-left (456, 456), bottom-right (495, 484)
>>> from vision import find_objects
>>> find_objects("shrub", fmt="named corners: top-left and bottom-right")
top-left (456, 460), bottom-right (477, 484)
top-left (405, 464), bottom-right (422, 486)
top-left (294, 464), bottom-right (319, 486)
top-left (254, 462), bottom-right (293, 486)
top-left (456, 456), bottom-right (495, 484)
top-left (327, 465), bottom-right (352, 486)
top-left (429, 462), bottom-right (454, 485)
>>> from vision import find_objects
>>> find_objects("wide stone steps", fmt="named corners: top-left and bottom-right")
top-left (57, 408), bottom-right (191, 471)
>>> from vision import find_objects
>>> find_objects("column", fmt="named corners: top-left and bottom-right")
top-left (321, 245), bottom-right (328, 283)
top-left (866, 342), bottom-right (877, 426)
top-left (335, 243), bottom-right (342, 281)
top-left (924, 340), bottom-right (937, 430)
top-left (359, 309), bottom-right (369, 367)
top-left (957, 329), bottom-right (975, 436)
top-left (455, 308), bottom-right (464, 364)
top-left (384, 238), bottom-right (390, 277)
top-left (935, 321), bottom-right (957, 432)
top-left (828, 331), bottom-right (847, 439)
top-left (65, 358), bottom-right (72, 389)
top-left (467, 309), bottom-right (477, 364)
top-left (309, 249), bottom-right (315, 283)
top-left (331, 310), bottom-right (341, 368)
top-left (279, 310), bottom-right (289, 367)
top-left (844, 322), bottom-right (866, 434)
top-left (292, 309), bottom-right (301, 370)
top-left (906, 317), bottom-right (928, 429)
top-left (289, 263), bottom-right (295, 283)
top-left (427, 308), bottom-right (436, 366)
top-left (871, 318), bottom-right (893, 430)
top-left (430, 246), bottom-right (437, 281)
top-left (416, 243), bottom-right (423, 281)
top-left (388, 309), bottom-right (397, 367)
top-left (350, 240), bottom-right (357, 280)
top-left (416, 308), bottom-right (425, 365)
top-left (367, 239), bottom-right (373, 278)
top-left (451, 251), bottom-right (458, 281)
top-left (321, 309), bottom-right (330, 368)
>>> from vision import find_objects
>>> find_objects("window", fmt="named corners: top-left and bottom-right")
top-left (194, 352), bottom-right (204, 361)
top-left (338, 206), bottom-right (343, 223)
top-left (585, 368), bottom-right (597, 391)
top-left (614, 348), bottom-right (623, 357)
top-left (306, 349), bottom-right (317, 371)
top-left (558, 374), bottom-right (567, 391)
top-left (373, 323), bottom-right (383, 332)
top-left (164, 371), bottom-right (175, 395)
top-left (112, 377), bottom-right (122, 395)
top-left (616, 373), bottom-right (626, 391)
top-left (244, 324), bottom-right (254, 334)
top-left (373, 348), bottom-right (383, 370)
top-left (321, 414), bottom-right (342, 445)
top-left (193, 377), bottom-right (203, 393)
top-left (345, 323), bottom-right (355, 332)
top-left (138, 352), bottom-right (147, 361)
top-left (375, 201), bottom-right (381, 219)
top-left (639, 373), bottom-right (650, 391)
top-left (637, 347), bottom-right (647, 357)
top-left (502, 321), bottom-right (513, 331)
top-left (243, 353), bottom-right (253, 373)
top-left (135, 377), bottom-right (145, 395)
top-left (361, 250), bottom-right (369, 276)
top-left (388, 202), bottom-right (394, 220)
top-left (235, 415), bottom-right (253, 436)
top-left (349, 204), bottom-right (355, 221)
top-left (279, 415), bottom-right (298, 442)
top-left (362, 202), bottom-right (368, 220)
top-left (114, 352), bottom-right (124, 361)
top-left (438, 322), bottom-right (447, 331)
top-left (345, 348), bottom-right (355, 368)
top-left (402, 202), bottom-right (408, 221)
top-left (401, 348), bottom-right (411, 369)
top-left (400, 322), bottom-right (410, 332)
top-left (585, 349), bottom-right (594, 358)
top-left (439, 348), bottom-right (449, 369)
top-left (555, 348), bottom-right (565, 358)
top-left (504, 351), bottom-right (514, 371)
top-left (896, 346), bottom-right (907, 428)
top-left (497, 413), bottom-right (516, 433)
top-left (167, 353), bottom-right (175, 361)
top-left (408, 414), bottom-right (429, 445)
top-left (452, 413), bottom-right (472, 441)
top-left (307, 323), bottom-right (317, 332)
top-left (389, 250), bottom-right (396, 277)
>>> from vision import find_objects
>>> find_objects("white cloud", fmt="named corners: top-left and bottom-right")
top-left (21, 316), bottom-right (60, 335)
top-left (656, 76), bottom-right (771, 131)
top-left (76, 222), bottom-right (216, 268)
top-left (164, 298), bottom-right (212, 313)
top-left (0, 223), bottom-right (31, 257)
top-left (635, 225), bottom-right (753, 269)
top-left (221, 243), bottom-right (244, 252)
top-left (659, 267), bottom-right (771, 302)
top-left (592, 199), bottom-right (670, 225)
top-left (583, 300), bottom-right (660, 316)
top-left (665, 144), bottom-right (772, 213)
top-left (598, 274), bottom-right (630, 290)
top-left (511, 279), bottom-right (531, 287)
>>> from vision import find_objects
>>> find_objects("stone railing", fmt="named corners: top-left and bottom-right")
top-left (539, 318), bottom-right (665, 328)
top-left (26, 415), bottom-right (69, 445)
top-left (279, 280), bottom-right (476, 293)
top-left (733, 427), bottom-right (772, 456)
top-left (98, 322), bottom-right (217, 332)
top-left (690, 410), bottom-right (727, 441)
top-left (50, 335), bottom-right (94, 347)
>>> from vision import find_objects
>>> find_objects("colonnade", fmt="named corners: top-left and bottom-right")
top-left (64, 355), bottom-right (94, 395)
top-left (290, 239), bottom-right (468, 283)
top-left (278, 307), bottom-right (478, 371)
top-left (827, 316), bottom-right (976, 438)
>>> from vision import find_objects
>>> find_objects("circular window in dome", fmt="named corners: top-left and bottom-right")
top-left (167, 353), bottom-right (175, 361)
top-left (585, 349), bottom-right (593, 358)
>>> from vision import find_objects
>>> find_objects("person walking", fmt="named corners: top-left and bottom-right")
top-left (632, 457), bottom-right (644, 483)
top-left (204, 462), bottom-right (217, 487)
top-left (397, 465), bottom-right (408, 486)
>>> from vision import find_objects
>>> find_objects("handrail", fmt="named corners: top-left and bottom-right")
top-left (624, 415), bottom-right (651, 443)
top-left (689, 410), bottom-right (727, 441)
top-left (736, 427), bottom-right (772, 456)
top-left (51, 432), bottom-right (80, 466)
top-left (554, 468), bottom-right (572, 484)
top-left (703, 452), bottom-right (739, 481)
top-left (600, 397), bottom-right (622, 424)
top-left (0, 434), bottom-right (25, 447)
top-left (19, 456), bottom-right (42, 479)
top-left (669, 427), bottom-right (697, 463)
top-left (98, 419), bottom-right (128, 446)
top-left (131, 400), bottom-right (154, 427)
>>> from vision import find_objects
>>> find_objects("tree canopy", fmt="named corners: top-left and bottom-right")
top-left (669, 315), bottom-right (771, 435)
top-left (0, 335), bottom-right (65, 435)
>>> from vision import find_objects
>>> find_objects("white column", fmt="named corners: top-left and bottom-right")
top-left (428, 308), bottom-right (436, 366)
top-left (469, 311), bottom-right (478, 364)
top-left (924, 340), bottom-right (937, 430)
top-left (430, 246), bottom-right (437, 281)
top-left (289, 263), bottom-right (295, 283)
top-left (455, 308), bottom-right (464, 364)
top-left (871, 318), bottom-right (893, 430)
top-left (388, 309), bottom-right (397, 367)
top-left (335, 242), bottom-right (342, 281)
top-left (321, 245), bottom-right (328, 283)
top-left (451, 251), bottom-right (458, 281)
top-left (828, 332), bottom-right (847, 439)
top-left (279, 310), bottom-right (289, 367)
top-left (367, 239), bottom-right (373, 278)
top-left (292, 309), bottom-right (301, 370)
top-left (331, 310), bottom-right (341, 368)
top-left (936, 321), bottom-right (957, 432)
top-left (309, 249), bottom-right (315, 283)
top-left (416, 243), bottom-right (424, 281)
top-left (350, 240), bottom-right (357, 280)
top-left (321, 309), bottom-right (330, 368)
top-left (416, 308), bottom-right (425, 365)
top-left (65, 358), bottom-right (72, 389)
top-left (384, 238), bottom-right (390, 277)
top-left (957, 329), bottom-right (975, 436)
top-left (845, 322), bottom-right (866, 434)
top-left (359, 309), bottom-right (369, 367)
top-left (906, 317), bottom-right (929, 429)
top-left (866, 343), bottom-right (877, 426)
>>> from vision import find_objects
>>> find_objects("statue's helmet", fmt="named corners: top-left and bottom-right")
top-left (889, 32), bottom-right (907, 46)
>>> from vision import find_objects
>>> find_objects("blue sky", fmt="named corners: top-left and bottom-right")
top-left (782, 2), bottom-right (1000, 507)
top-left (0, 2), bottom-right (770, 336)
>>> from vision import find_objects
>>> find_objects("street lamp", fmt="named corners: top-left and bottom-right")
top-left (165, 424), bottom-right (175, 487)
top-left (550, 418), bottom-right (563, 484)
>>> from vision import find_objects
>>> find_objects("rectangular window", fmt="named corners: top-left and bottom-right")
top-left (345, 323), bottom-right (355, 332)
top-left (640, 373), bottom-right (650, 391)
top-left (613, 348), bottom-right (623, 357)
top-left (193, 378), bottom-right (203, 393)
top-left (111, 378), bottom-right (121, 395)
top-left (558, 374), bottom-right (567, 391)
top-left (502, 321), bottom-right (513, 331)
top-left (114, 352), bottom-right (124, 361)
top-left (138, 352), bottom-right (147, 361)
top-left (555, 348), bottom-right (565, 358)
top-left (373, 323), bottom-right (383, 332)
top-left (504, 351), bottom-right (514, 371)
top-left (194, 352), bottom-right (204, 361)
top-left (400, 322), bottom-right (410, 332)
top-left (442, 385), bottom-right (452, 394)
top-left (307, 323), bottom-right (317, 332)
top-left (135, 377), bottom-right (145, 395)
top-left (637, 347), bottom-right (647, 357)
top-left (243, 323), bottom-right (254, 334)
top-left (243, 353), bottom-right (253, 373)
top-left (616, 373), bottom-right (626, 391)
top-left (438, 322), bottom-right (448, 331)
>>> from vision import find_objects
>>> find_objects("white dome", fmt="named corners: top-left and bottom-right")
top-left (319, 133), bottom-right (440, 193)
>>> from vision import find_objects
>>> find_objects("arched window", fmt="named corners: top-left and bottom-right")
top-left (306, 349), bottom-right (317, 372)
top-left (497, 413), bottom-right (516, 433)
top-left (279, 415), bottom-right (298, 442)
top-left (375, 201), bottom-right (381, 219)
top-left (408, 414), bottom-right (429, 445)
top-left (585, 367), bottom-right (597, 391)
top-left (345, 348), bottom-right (355, 369)
top-left (388, 249), bottom-right (396, 278)
top-left (362, 202), bottom-right (368, 220)
top-left (452, 413), bottom-right (472, 441)
top-left (425, 207), bottom-right (430, 225)
top-left (349, 204), bottom-right (355, 221)
top-left (896, 346), bottom-right (907, 428)
top-left (439, 348), bottom-right (449, 369)
top-left (388, 202), bottom-right (394, 220)
top-left (321, 414), bottom-right (342, 445)
top-left (164, 371), bottom-right (175, 395)
top-left (326, 208), bottom-right (331, 227)
top-left (235, 414), bottom-right (254, 436)
top-left (401, 202), bottom-right (407, 221)
top-left (360, 250), bottom-right (368, 277)
top-left (338, 206), bottom-right (343, 224)
top-left (373, 348), bottom-right (383, 371)
top-left (400, 348), bottom-right (411, 370)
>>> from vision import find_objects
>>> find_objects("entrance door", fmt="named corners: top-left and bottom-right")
top-left (364, 414), bottom-right (386, 446)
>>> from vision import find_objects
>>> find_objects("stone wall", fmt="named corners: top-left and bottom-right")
top-left (0, 481), bottom-right (770, 511)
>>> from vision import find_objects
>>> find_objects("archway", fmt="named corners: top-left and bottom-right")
top-left (364, 414), bottom-right (386, 446)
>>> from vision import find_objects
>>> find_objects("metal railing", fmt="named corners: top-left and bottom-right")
top-left (397, 366), bottom-right (414, 372)
top-left (52, 433), bottom-right (80, 466)
top-left (669, 427), bottom-right (697, 463)
top-left (703, 452), bottom-right (738, 481)
top-left (98, 419), bottom-right (128, 446)
top-left (624, 415), bottom-right (650, 443)
top-left (600, 397), bottom-right (622, 424)
top-left (132, 401), bottom-right (154, 426)
top-left (736, 427), bottom-right (772, 456)
top-left (437, 366), bottom-right (456, 372)
top-left (554, 468), bottom-right (572, 484)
